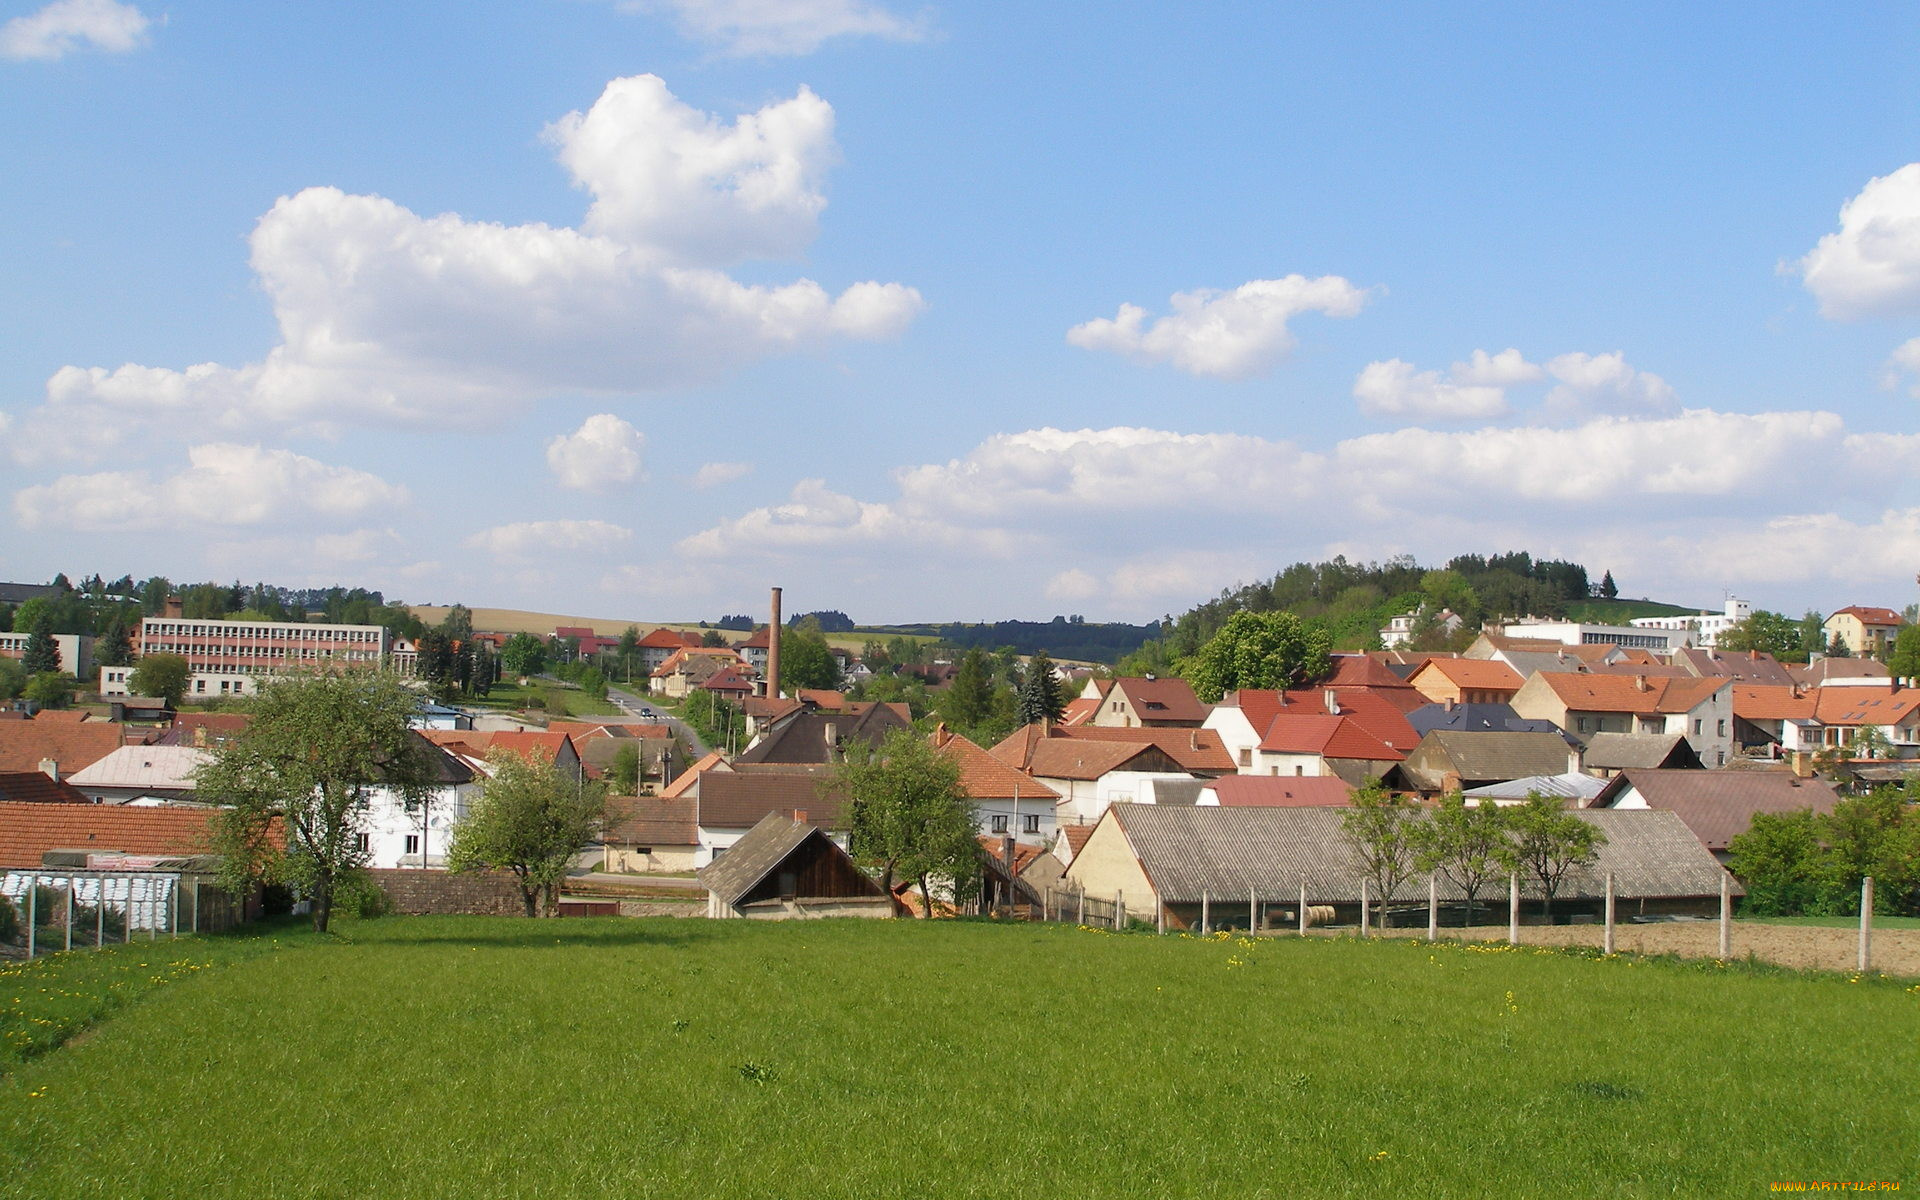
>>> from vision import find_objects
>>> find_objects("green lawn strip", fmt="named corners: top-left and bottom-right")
top-left (0, 922), bottom-right (308, 1070)
top-left (1, 919), bottom-right (1914, 1199)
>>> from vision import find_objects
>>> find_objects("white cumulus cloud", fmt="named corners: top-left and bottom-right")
top-left (12, 444), bottom-right (406, 533)
top-left (1067, 275), bottom-right (1371, 379)
top-left (1796, 164), bottom-right (1920, 319)
top-left (631, 0), bottom-right (928, 56)
top-left (1883, 337), bottom-right (1920, 398)
top-left (1, 0), bottom-right (148, 61)
top-left (467, 519), bottom-right (634, 559)
top-left (14, 76), bottom-right (923, 463)
top-left (547, 413), bottom-right (646, 491)
top-left (1352, 349), bottom-right (1538, 421)
top-left (1542, 351), bottom-right (1674, 417)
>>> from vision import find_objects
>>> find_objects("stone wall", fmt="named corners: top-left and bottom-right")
top-left (367, 868), bottom-right (527, 916)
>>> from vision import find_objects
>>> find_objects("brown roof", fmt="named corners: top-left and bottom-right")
top-left (165, 713), bottom-right (252, 748)
top-left (1674, 647), bottom-right (1796, 687)
top-left (933, 731), bottom-right (1058, 800)
top-left (0, 800), bottom-right (219, 868)
top-left (1789, 658), bottom-right (1890, 687)
top-left (796, 689), bottom-right (847, 710)
top-left (1109, 677), bottom-right (1209, 724)
top-left (989, 724), bottom-right (1234, 775)
top-left (1059, 697), bottom-right (1100, 726)
top-left (1058, 823), bottom-right (1096, 860)
top-left (1592, 769), bottom-right (1842, 852)
top-left (695, 770), bottom-right (849, 829)
top-left (1258, 714), bottom-right (1403, 762)
top-left (602, 796), bottom-right (698, 846)
top-left (0, 771), bottom-right (89, 805)
top-left (734, 703), bottom-right (912, 765)
top-left (1024, 739), bottom-right (1162, 781)
top-left (0, 720), bottom-right (139, 777)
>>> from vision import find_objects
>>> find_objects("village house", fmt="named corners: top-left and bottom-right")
top-left (647, 646), bottom-right (747, 698)
top-left (1822, 606), bottom-right (1905, 658)
top-left (1587, 769), bottom-right (1842, 864)
top-left (598, 796), bottom-right (699, 873)
top-left (1079, 676), bottom-right (1209, 728)
top-left (1509, 672), bottom-right (1733, 766)
top-left (1395, 730), bottom-right (1579, 795)
top-left (932, 727), bottom-right (1060, 844)
top-left (1406, 657), bottom-right (1525, 708)
top-left (66, 744), bottom-right (211, 805)
top-left (698, 812), bottom-right (891, 920)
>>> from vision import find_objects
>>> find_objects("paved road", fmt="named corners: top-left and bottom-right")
top-left (606, 684), bottom-right (712, 760)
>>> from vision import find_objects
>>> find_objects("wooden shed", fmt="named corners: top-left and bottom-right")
top-left (698, 812), bottom-right (892, 919)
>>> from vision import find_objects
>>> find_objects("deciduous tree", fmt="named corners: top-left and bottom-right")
top-left (1410, 793), bottom-right (1514, 925)
top-left (840, 729), bottom-right (980, 917)
top-left (1338, 781), bottom-right (1421, 930)
top-left (1180, 611), bottom-right (1333, 703)
top-left (448, 749), bottom-right (607, 917)
top-left (500, 631), bottom-right (547, 677)
top-left (129, 652), bottom-right (191, 707)
top-left (197, 670), bottom-right (437, 933)
top-left (1506, 792), bottom-right (1603, 920)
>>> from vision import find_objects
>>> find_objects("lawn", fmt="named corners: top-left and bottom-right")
top-left (463, 681), bottom-right (620, 719)
top-left (0, 918), bottom-right (1914, 1199)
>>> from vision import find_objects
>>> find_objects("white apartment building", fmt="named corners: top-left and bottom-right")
top-left (1629, 597), bottom-right (1751, 649)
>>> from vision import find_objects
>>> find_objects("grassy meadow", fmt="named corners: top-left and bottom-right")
top-left (0, 918), bottom-right (1914, 1199)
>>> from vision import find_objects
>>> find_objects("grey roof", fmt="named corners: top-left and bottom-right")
top-left (1143, 778), bottom-right (1206, 806)
top-left (1104, 803), bottom-right (1734, 904)
top-left (1403, 730), bottom-right (1576, 789)
top-left (1405, 703), bottom-right (1565, 738)
top-left (1583, 732), bottom-right (1702, 771)
top-left (1463, 772), bottom-right (1608, 801)
top-left (734, 703), bottom-right (912, 765)
top-left (1592, 769), bottom-right (1841, 851)
top-left (697, 812), bottom-right (814, 905)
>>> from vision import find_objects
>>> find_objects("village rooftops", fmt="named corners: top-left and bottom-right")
top-left (1525, 673), bottom-right (1726, 716)
top-left (1590, 769), bottom-right (1841, 853)
top-left (0, 718), bottom-right (143, 777)
top-left (932, 729), bottom-right (1059, 801)
top-left (1200, 776), bottom-right (1354, 807)
top-left (1257, 714), bottom-right (1403, 762)
top-left (989, 724), bottom-right (1234, 775)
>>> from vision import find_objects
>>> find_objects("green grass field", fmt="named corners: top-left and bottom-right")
top-left (1746, 914), bottom-right (1920, 930)
top-left (1, 918), bottom-right (1914, 1199)
top-left (464, 681), bottom-right (620, 719)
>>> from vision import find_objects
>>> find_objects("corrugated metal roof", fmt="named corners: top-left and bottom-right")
top-left (1104, 803), bottom-right (1734, 904)
top-left (1406, 731), bottom-right (1573, 787)
top-left (1593, 769), bottom-right (1842, 851)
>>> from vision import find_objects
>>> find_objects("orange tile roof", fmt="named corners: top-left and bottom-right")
top-left (0, 800), bottom-right (220, 868)
top-left (31, 710), bottom-right (92, 724)
top-left (796, 689), bottom-right (846, 710)
top-left (1830, 606), bottom-right (1905, 626)
top-left (934, 732), bottom-right (1059, 801)
top-left (1059, 697), bottom-right (1100, 726)
top-left (660, 750), bottom-right (729, 799)
top-left (1058, 823), bottom-right (1096, 860)
top-left (1537, 673), bottom-right (1727, 715)
top-left (1813, 687), bottom-right (1920, 727)
top-left (1732, 685), bottom-right (1817, 722)
top-left (1048, 725), bottom-right (1234, 772)
top-left (1413, 658), bottom-right (1524, 692)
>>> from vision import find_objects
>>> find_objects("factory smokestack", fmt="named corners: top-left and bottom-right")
top-left (766, 586), bottom-right (782, 699)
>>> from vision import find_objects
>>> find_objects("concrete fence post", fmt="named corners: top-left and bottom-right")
top-left (1603, 871), bottom-right (1615, 956)
top-left (1201, 891), bottom-right (1210, 935)
top-left (1860, 876), bottom-right (1874, 973)
top-left (1360, 878), bottom-right (1370, 937)
top-left (1427, 876), bottom-right (1438, 941)
top-left (1508, 873), bottom-right (1520, 945)
top-left (1298, 882), bottom-right (1307, 937)
top-left (1115, 891), bottom-right (1124, 931)
top-left (1718, 873), bottom-right (1732, 960)
top-left (1250, 888), bottom-right (1258, 934)
top-left (1156, 896), bottom-right (1165, 936)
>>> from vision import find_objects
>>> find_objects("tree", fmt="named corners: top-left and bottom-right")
top-left (23, 672), bottom-right (74, 710)
top-left (1826, 633), bottom-right (1852, 659)
top-left (608, 743), bottom-right (641, 795)
top-left (20, 619), bottom-right (60, 676)
top-left (1180, 611), bottom-right (1333, 703)
top-left (500, 631), bottom-right (547, 678)
top-left (616, 625), bottom-right (642, 682)
top-left (942, 648), bottom-right (994, 732)
top-left (1338, 782), bottom-right (1421, 930)
top-left (1505, 792), bottom-right (1603, 921)
top-left (1410, 793), bottom-right (1515, 926)
top-left (0, 657), bottom-right (25, 700)
top-left (1598, 570), bottom-right (1618, 600)
top-left (1015, 650), bottom-right (1066, 726)
top-left (777, 620), bottom-right (841, 692)
top-left (94, 620), bottom-right (135, 668)
top-left (128, 652), bottom-right (191, 707)
top-left (437, 604), bottom-right (473, 641)
top-left (1716, 609), bottom-right (1801, 659)
top-left (840, 729), bottom-right (980, 917)
top-left (1887, 625), bottom-right (1920, 683)
top-left (448, 749), bottom-right (607, 917)
top-left (197, 670), bottom-right (438, 933)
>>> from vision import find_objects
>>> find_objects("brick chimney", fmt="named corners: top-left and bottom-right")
top-left (765, 586), bottom-right (782, 700)
top-left (163, 595), bottom-right (183, 618)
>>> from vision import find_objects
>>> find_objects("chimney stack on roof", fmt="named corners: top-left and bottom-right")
top-left (37, 757), bottom-right (57, 782)
top-left (1634, 674), bottom-right (1651, 692)
top-left (1323, 688), bottom-right (1340, 714)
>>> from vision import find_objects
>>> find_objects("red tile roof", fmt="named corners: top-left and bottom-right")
top-left (1036, 724), bottom-right (1234, 773)
top-left (1830, 606), bottom-right (1905, 627)
top-left (1535, 673), bottom-right (1727, 716)
top-left (1813, 687), bottom-right (1920, 727)
top-left (1257, 714), bottom-right (1403, 761)
top-left (1058, 823), bottom-right (1096, 861)
top-left (1058, 697), bottom-right (1100, 726)
top-left (638, 628), bottom-right (702, 649)
top-left (796, 689), bottom-right (847, 710)
top-left (1412, 658), bottom-right (1524, 692)
top-left (0, 771), bottom-right (89, 805)
top-left (0, 800), bottom-right (219, 868)
top-left (0, 720), bottom-right (140, 776)
top-left (1229, 688), bottom-right (1419, 753)
top-left (1731, 684), bottom-right (1816, 722)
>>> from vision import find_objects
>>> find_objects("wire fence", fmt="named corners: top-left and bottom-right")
top-left (0, 870), bottom-right (242, 959)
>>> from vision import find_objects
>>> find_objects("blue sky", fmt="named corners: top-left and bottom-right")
top-left (5, 1), bottom-right (1920, 626)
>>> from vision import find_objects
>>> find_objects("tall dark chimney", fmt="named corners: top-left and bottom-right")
top-left (766, 586), bottom-right (782, 699)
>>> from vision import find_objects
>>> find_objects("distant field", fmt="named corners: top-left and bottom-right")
top-left (410, 606), bottom-right (704, 638)
top-left (1, 918), bottom-right (1913, 1198)
top-left (1563, 598), bottom-right (1701, 622)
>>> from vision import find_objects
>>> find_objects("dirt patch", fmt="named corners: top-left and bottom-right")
top-left (1376, 921), bottom-right (1920, 977)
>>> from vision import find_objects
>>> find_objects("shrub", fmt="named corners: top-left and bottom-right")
top-left (0, 894), bottom-right (16, 942)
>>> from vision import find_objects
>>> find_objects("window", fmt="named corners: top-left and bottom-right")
top-left (1718, 719), bottom-right (1727, 737)
top-left (1238, 748), bottom-right (1251, 768)
top-left (1023, 814), bottom-right (1041, 834)
top-left (354, 833), bottom-right (370, 854)
top-left (990, 815), bottom-right (1009, 833)
top-left (1294, 765), bottom-right (1304, 777)
top-left (1693, 719), bottom-right (1702, 736)
top-left (404, 835), bottom-right (420, 855)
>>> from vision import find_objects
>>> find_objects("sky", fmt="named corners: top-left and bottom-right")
top-left (5, 1), bottom-right (1920, 627)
